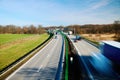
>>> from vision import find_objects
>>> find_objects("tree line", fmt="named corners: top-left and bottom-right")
top-left (64, 21), bottom-right (120, 41)
top-left (0, 25), bottom-right (46, 34)
top-left (0, 21), bottom-right (120, 40)
top-left (65, 24), bottom-right (120, 34)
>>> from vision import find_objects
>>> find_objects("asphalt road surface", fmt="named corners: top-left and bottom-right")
top-left (6, 34), bottom-right (64, 80)
top-left (67, 35), bottom-right (119, 80)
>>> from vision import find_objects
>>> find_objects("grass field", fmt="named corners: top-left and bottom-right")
top-left (0, 33), bottom-right (49, 71)
top-left (81, 34), bottom-right (116, 41)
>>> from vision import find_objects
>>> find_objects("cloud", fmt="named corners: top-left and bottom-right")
top-left (90, 0), bottom-right (111, 10)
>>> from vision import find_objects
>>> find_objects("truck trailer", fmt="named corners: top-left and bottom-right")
top-left (100, 41), bottom-right (120, 74)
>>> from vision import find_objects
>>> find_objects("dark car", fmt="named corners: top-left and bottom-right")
top-left (54, 35), bottom-right (57, 39)
top-left (76, 35), bottom-right (81, 40)
top-left (74, 39), bottom-right (77, 42)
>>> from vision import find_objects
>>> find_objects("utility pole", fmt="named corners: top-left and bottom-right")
top-left (74, 27), bottom-right (75, 35)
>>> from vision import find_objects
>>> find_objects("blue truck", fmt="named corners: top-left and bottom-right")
top-left (100, 41), bottom-right (120, 64)
top-left (100, 41), bottom-right (120, 74)
top-left (74, 35), bottom-right (81, 42)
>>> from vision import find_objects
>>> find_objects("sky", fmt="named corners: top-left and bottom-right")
top-left (0, 0), bottom-right (120, 27)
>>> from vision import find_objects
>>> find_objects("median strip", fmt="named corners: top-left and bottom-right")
top-left (61, 33), bottom-right (69, 80)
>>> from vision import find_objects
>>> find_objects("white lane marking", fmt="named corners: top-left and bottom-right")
top-left (6, 39), bottom-right (54, 80)
top-left (47, 54), bottom-right (50, 58)
top-left (37, 65), bottom-right (43, 72)
top-left (36, 35), bottom-right (60, 72)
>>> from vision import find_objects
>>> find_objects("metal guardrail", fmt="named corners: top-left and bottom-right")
top-left (55, 36), bottom-right (65, 80)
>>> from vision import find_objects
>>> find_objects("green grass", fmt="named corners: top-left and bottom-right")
top-left (0, 33), bottom-right (49, 71)
top-left (0, 34), bottom-right (33, 45)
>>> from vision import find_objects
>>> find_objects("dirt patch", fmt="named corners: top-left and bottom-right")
top-left (81, 34), bottom-right (116, 41)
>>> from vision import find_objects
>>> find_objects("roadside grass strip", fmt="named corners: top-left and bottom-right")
top-left (0, 33), bottom-right (49, 71)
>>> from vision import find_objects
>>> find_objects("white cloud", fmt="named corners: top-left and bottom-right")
top-left (90, 0), bottom-right (111, 10)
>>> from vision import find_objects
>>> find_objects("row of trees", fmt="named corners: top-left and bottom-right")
top-left (65, 21), bottom-right (120, 41)
top-left (0, 21), bottom-right (120, 40)
top-left (66, 24), bottom-right (120, 34)
top-left (0, 25), bottom-right (46, 34)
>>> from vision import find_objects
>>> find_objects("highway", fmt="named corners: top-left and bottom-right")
top-left (67, 35), bottom-right (119, 80)
top-left (6, 34), bottom-right (64, 80)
